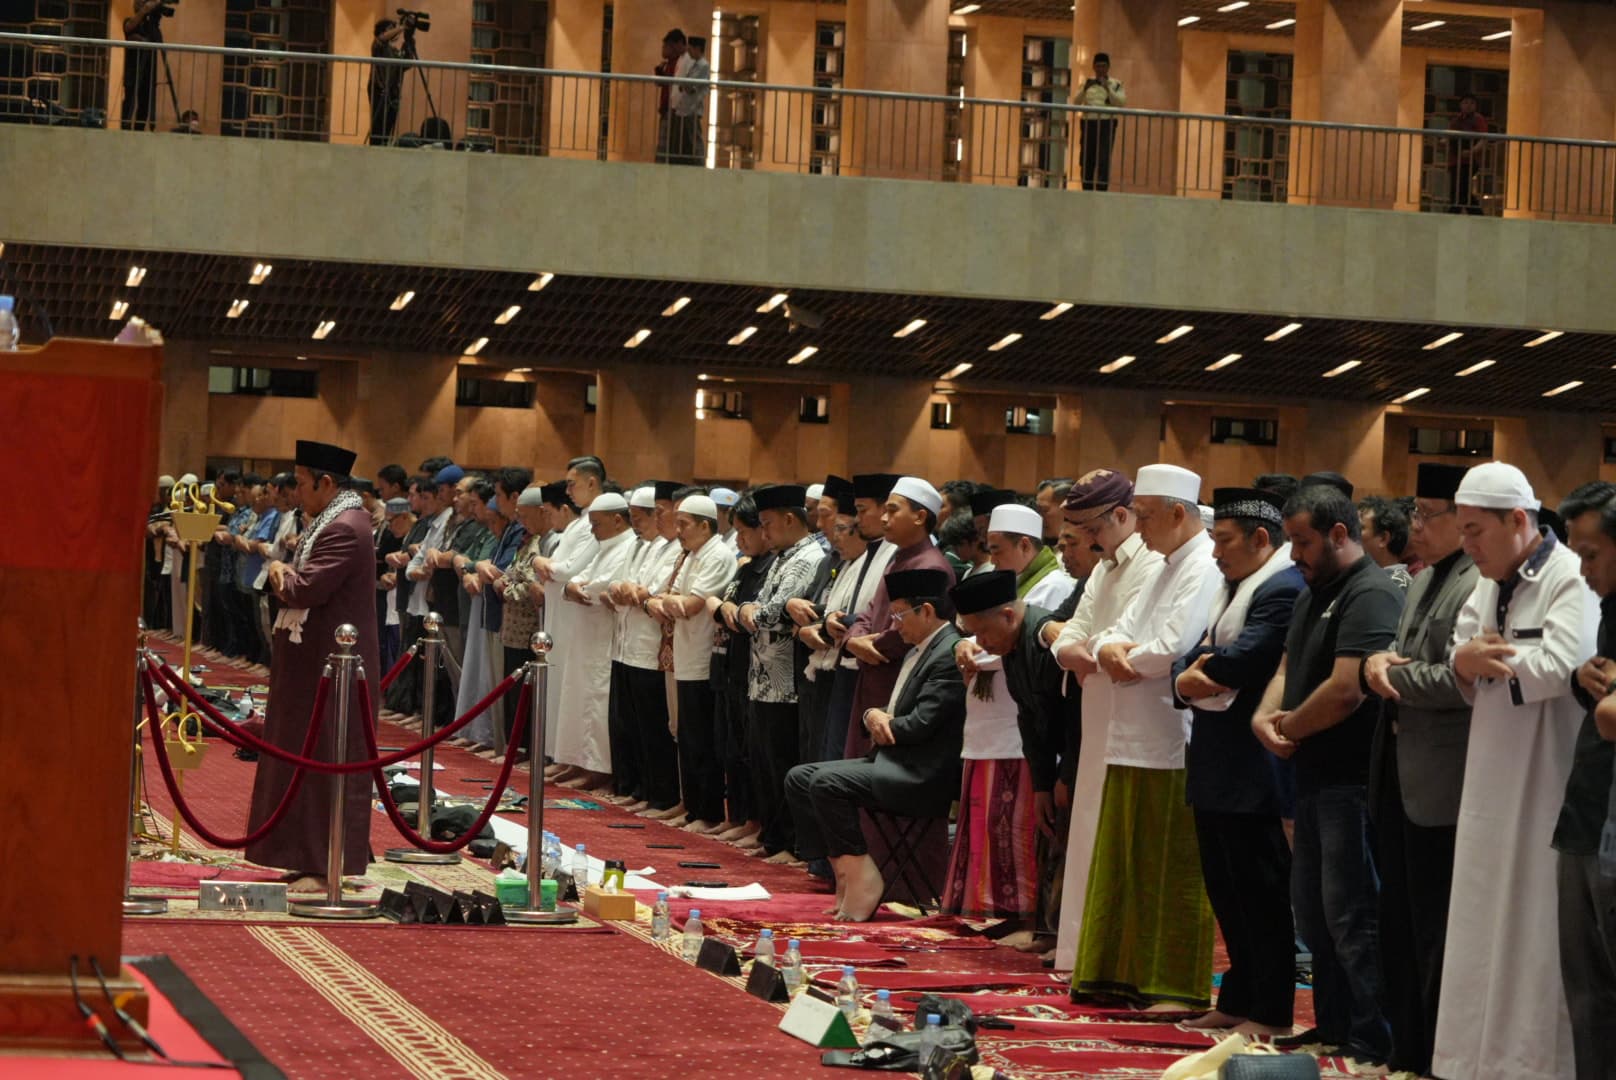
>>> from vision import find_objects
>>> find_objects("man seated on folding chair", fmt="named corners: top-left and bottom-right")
top-left (784, 568), bottom-right (966, 921)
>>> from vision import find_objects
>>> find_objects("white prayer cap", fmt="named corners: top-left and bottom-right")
top-left (517, 486), bottom-right (546, 508)
top-left (891, 476), bottom-right (943, 515)
top-left (178, 472), bottom-right (199, 486)
top-left (1199, 504), bottom-right (1215, 530)
top-left (806, 483), bottom-right (825, 502)
top-left (587, 493), bottom-right (629, 514)
top-left (158, 475), bottom-right (176, 488)
top-left (1135, 464), bottom-right (1202, 504)
top-left (1456, 461), bottom-right (1537, 511)
top-left (709, 487), bottom-right (739, 508)
top-left (679, 494), bottom-right (718, 521)
top-left (987, 503), bottom-right (1043, 539)
top-left (629, 485), bottom-right (656, 510)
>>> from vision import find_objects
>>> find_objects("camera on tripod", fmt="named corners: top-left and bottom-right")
top-left (397, 8), bottom-right (430, 32)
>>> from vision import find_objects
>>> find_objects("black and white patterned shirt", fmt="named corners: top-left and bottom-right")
top-left (747, 534), bottom-right (826, 703)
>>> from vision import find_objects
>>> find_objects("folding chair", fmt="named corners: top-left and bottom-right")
top-left (868, 810), bottom-right (949, 915)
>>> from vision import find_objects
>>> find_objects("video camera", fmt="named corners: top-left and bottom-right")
top-left (157, 0), bottom-right (178, 19)
top-left (397, 8), bottom-right (430, 32)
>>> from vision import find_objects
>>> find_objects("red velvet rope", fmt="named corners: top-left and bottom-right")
top-left (148, 656), bottom-right (518, 774)
top-left (357, 673), bottom-right (532, 854)
top-left (138, 666), bottom-right (330, 850)
top-left (377, 644), bottom-right (417, 693)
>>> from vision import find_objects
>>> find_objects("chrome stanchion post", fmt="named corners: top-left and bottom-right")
top-left (386, 611), bottom-right (458, 863)
top-left (288, 624), bottom-right (380, 919)
top-left (125, 620), bottom-right (167, 916)
top-left (505, 628), bottom-right (577, 925)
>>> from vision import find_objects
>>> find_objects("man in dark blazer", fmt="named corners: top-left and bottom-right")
top-left (1361, 462), bottom-right (1478, 1078)
top-left (784, 568), bottom-right (965, 922)
top-left (1172, 487), bottom-right (1304, 1035)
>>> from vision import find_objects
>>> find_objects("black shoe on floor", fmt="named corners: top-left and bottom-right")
top-left (1272, 1027), bottom-right (1339, 1052)
top-left (233, 747), bottom-right (259, 762)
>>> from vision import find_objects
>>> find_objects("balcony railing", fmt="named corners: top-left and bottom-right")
top-left (4, 31), bottom-right (1615, 221)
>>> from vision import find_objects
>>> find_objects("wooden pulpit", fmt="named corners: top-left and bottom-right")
top-left (0, 338), bottom-right (163, 1052)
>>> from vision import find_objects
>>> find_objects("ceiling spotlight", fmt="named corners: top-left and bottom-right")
top-left (1266, 18), bottom-right (1296, 29)
top-left (941, 362), bottom-right (973, 380)
top-left (757, 292), bottom-right (788, 313)
top-left (894, 318), bottom-right (927, 338)
top-left (953, 3), bottom-right (980, 12)
top-left (1218, 1), bottom-right (1249, 10)
top-left (1156, 324), bottom-right (1195, 344)
top-left (312, 319), bottom-right (336, 340)
top-left (1265, 322), bottom-right (1302, 341)
top-left (787, 345), bottom-right (818, 365)
top-left (1041, 302), bottom-right (1073, 320)
top-left (109, 300), bottom-right (129, 320)
top-left (1178, 15), bottom-right (1200, 26)
top-left (495, 304), bottom-right (521, 325)
top-left (1099, 355), bottom-right (1136, 374)
top-left (1392, 387), bottom-right (1431, 404)
top-left (527, 273), bottom-right (554, 292)
top-left (1482, 29), bottom-right (1511, 41)
top-left (1454, 359), bottom-right (1495, 376)
top-left (1422, 331), bottom-right (1463, 350)
top-left (727, 326), bottom-right (758, 345)
top-left (1206, 353), bottom-right (1242, 371)
top-left (1544, 380), bottom-right (1583, 397)
top-left (624, 328), bottom-right (652, 348)
top-left (662, 296), bottom-right (691, 317)
top-left (126, 266), bottom-right (147, 287)
top-left (1524, 330), bottom-right (1564, 348)
top-left (250, 262), bottom-right (272, 285)
top-left (226, 298), bottom-right (249, 318)
top-left (390, 290), bottom-right (415, 310)
top-left (987, 332), bottom-right (1022, 351)
top-left (1411, 20), bottom-right (1445, 31)
top-left (464, 337), bottom-right (489, 356)
top-left (511, 367), bottom-right (533, 373)
top-left (1323, 360), bottom-right (1362, 377)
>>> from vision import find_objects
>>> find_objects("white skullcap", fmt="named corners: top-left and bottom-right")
top-left (629, 485), bottom-right (656, 509)
top-left (987, 503), bottom-right (1043, 539)
top-left (158, 475), bottom-right (176, 488)
top-left (1135, 464), bottom-right (1202, 504)
top-left (1199, 504), bottom-right (1216, 530)
top-left (709, 487), bottom-right (739, 508)
top-left (587, 493), bottom-right (629, 514)
top-left (805, 483), bottom-right (825, 502)
top-left (178, 472), bottom-right (199, 486)
top-left (891, 476), bottom-right (943, 515)
top-left (679, 494), bottom-right (718, 520)
top-left (1456, 461), bottom-right (1537, 511)
top-left (517, 486), bottom-right (546, 508)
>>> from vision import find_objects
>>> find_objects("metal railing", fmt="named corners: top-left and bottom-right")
top-left (4, 31), bottom-right (1615, 221)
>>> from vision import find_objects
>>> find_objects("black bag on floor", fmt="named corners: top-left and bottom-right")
top-left (1223, 1057), bottom-right (1321, 1080)
top-left (820, 1026), bottom-right (977, 1076)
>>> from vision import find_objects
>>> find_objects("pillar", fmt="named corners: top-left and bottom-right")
top-left (1071, 0), bottom-right (1181, 195)
top-left (1068, 387), bottom-right (1162, 478)
top-left (545, 0), bottom-right (608, 160)
top-left (842, 0), bottom-right (951, 180)
top-left (595, 364), bottom-right (696, 481)
top-left (1290, 0), bottom-right (1403, 209)
top-left (1506, 3), bottom-right (1616, 221)
top-left (1494, 414), bottom-right (1603, 508)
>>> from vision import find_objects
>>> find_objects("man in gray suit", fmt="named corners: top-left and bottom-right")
top-left (1362, 462), bottom-right (1478, 1078)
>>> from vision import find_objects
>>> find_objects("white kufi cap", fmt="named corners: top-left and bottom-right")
top-left (679, 494), bottom-right (718, 520)
top-left (1455, 461), bottom-right (1537, 511)
top-left (587, 493), bottom-right (629, 513)
top-left (891, 476), bottom-right (943, 515)
top-left (805, 483), bottom-right (825, 501)
top-left (1135, 464), bottom-right (1202, 504)
top-left (517, 486), bottom-right (546, 508)
top-left (987, 503), bottom-right (1043, 538)
top-left (629, 485), bottom-right (656, 509)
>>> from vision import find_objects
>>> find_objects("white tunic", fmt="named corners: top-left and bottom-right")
top-left (539, 515), bottom-right (598, 756)
top-left (665, 534), bottom-right (738, 681)
top-left (960, 646), bottom-right (1023, 760)
top-left (552, 529), bottom-right (637, 772)
top-left (1433, 537), bottom-right (1596, 1080)
top-left (1048, 531), bottom-right (1163, 970)
top-left (1025, 568), bottom-right (1077, 612)
top-left (621, 536), bottom-right (680, 672)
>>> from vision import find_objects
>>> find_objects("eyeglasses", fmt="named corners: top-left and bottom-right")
top-left (890, 607), bottom-right (917, 624)
top-left (1411, 506), bottom-right (1454, 525)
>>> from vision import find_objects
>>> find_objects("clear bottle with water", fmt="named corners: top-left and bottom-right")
top-left (754, 928), bottom-right (775, 967)
top-left (651, 891), bottom-right (672, 942)
top-left (916, 1014), bottom-right (943, 1061)
top-left (682, 908), bottom-right (704, 961)
top-left (864, 989), bottom-right (896, 1045)
top-left (0, 297), bottom-right (16, 351)
top-left (542, 833), bottom-right (563, 876)
top-left (834, 965), bottom-right (860, 1021)
top-left (780, 938), bottom-right (804, 992)
top-left (572, 843), bottom-right (589, 888)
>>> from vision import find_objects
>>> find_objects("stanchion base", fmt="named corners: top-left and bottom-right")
top-left (287, 899), bottom-right (382, 920)
top-left (123, 897), bottom-right (168, 916)
top-left (503, 906), bottom-right (580, 926)
top-left (384, 847), bottom-right (462, 865)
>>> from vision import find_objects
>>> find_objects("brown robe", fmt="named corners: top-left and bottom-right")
top-left (246, 507), bottom-right (379, 876)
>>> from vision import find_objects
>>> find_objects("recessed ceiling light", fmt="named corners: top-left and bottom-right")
top-left (1178, 15), bottom-right (1200, 26)
top-left (1040, 302), bottom-right (1073, 320)
top-left (1544, 380), bottom-right (1583, 397)
top-left (1206, 353), bottom-right (1242, 371)
top-left (0, 242), bottom-right (6, 258)
top-left (464, 337), bottom-right (489, 356)
top-left (249, 262), bottom-right (272, 285)
top-left (788, 345), bottom-right (819, 365)
top-left (727, 326), bottom-right (757, 345)
top-left (312, 319), bottom-right (335, 340)
top-left (987, 332), bottom-right (1022, 351)
top-left (1266, 17), bottom-right (1296, 29)
top-left (1099, 355), bottom-right (1136, 374)
top-left (527, 273), bottom-right (554, 292)
top-left (1411, 19), bottom-right (1445, 31)
top-left (390, 290), bottom-right (415, 310)
top-left (1392, 387), bottom-right (1431, 404)
top-left (1218, 1), bottom-right (1249, 11)
top-left (624, 328), bottom-right (652, 348)
top-left (1156, 324), bottom-right (1194, 344)
top-left (894, 318), bottom-right (928, 338)
top-left (1265, 322), bottom-right (1302, 341)
top-left (941, 362), bottom-right (973, 380)
top-left (1524, 330), bottom-right (1563, 348)
top-left (1323, 360), bottom-right (1362, 377)
top-left (109, 300), bottom-right (129, 320)
top-left (512, 367), bottom-right (533, 373)
top-left (126, 266), bottom-right (146, 287)
top-left (757, 292), bottom-right (788, 313)
top-left (1422, 331), bottom-right (1463, 350)
top-left (1455, 359), bottom-right (1495, 376)
top-left (226, 298), bottom-right (249, 318)
top-left (1482, 28), bottom-right (1511, 40)
top-left (495, 304), bottom-right (521, 325)
top-left (953, 3), bottom-right (980, 12)
top-left (662, 296), bottom-right (691, 316)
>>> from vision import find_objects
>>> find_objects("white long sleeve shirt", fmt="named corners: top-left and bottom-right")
top-left (667, 534), bottom-right (738, 680)
top-left (405, 507), bottom-right (453, 617)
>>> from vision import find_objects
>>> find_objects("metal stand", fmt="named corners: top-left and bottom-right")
top-left (505, 625), bottom-right (577, 926)
top-left (288, 625), bottom-right (381, 920)
top-left (386, 611), bottom-right (459, 865)
top-left (124, 623), bottom-right (167, 916)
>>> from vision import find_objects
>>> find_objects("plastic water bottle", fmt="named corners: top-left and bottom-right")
top-left (754, 928), bottom-right (775, 967)
top-left (834, 965), bottom-right (860, 1021)
top-left (869, 988), bottom-right (894, 1023)
top-left (682, 909), bottom-right (704, 961)
top-left (0, 297), bottom-right (16, 351)
top-left (651, 891), bottom-right (671, 942)
top-left (917, 1014), bottom-right (943, 1060)
top-left (780, 938), bottom-right (804, 992)
top-left (572, 843), bottom-right (589, 888)
top-left (542, 833), bottom-right (563, 876)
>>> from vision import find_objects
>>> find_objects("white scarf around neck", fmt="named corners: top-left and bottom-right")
top-left (1195, 542), bottom-right (1291, 713)
top-left (272, 490), bottom-right (364, 644)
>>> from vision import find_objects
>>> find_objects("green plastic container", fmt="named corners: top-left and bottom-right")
top-left (494, 876), bottom-right (529, 908)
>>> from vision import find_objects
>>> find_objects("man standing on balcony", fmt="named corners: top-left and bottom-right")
top-left (121, 0), bottom-right (165, 132)
top-left (1449, 93), bottom-right (1489, 215)
top-left (1076, 52), bottom-right (1125, 191)
top-left (369, 18), bottom-right (407, 146)
top-left (670, 35), bottom-right (710, 166)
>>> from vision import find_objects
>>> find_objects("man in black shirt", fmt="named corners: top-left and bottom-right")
top-left (121, 0), bottom-right (165, 131)
top-left (369, 18), bottom-right (407, 145)
top-left (1555, 482), bottom-right (1616, 1078)
top-left (1253, 484), bottom-right (1402, 1066)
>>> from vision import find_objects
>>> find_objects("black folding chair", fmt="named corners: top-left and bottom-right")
top-left (868, 810), bottom-right (949, 915)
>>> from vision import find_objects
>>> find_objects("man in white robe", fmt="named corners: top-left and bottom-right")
top-left (535, 459), bottom-right (602, 771)
top-left (986, 502), bottom-right (1077, 611)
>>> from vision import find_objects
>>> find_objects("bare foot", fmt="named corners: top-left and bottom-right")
top-left (683, 819), bottom-right (718, 833)
top-left (648, 803), bottom-right (688, 821)
top-left (1183, 1010), bottom-right (1245, 1030)
top-left (995, 930), bottom-right (1035, 949)
top-left (836, 857), bottom-right (886, 922)
top-left (1143, 1002), bottom-right (1188, 1014)
top-left (763, 850), bottom-right (797, 865)
top-left (286, 875), bottom-right (328, 894)
top-left (623, 800), bottom-right (651, 813)
top-left (1013, 934), bottom-right (1056, 954)
top-left (543, 763), bottom-right (570, 780)
top-left (1232, 1021), bottom-right (1291, 1038)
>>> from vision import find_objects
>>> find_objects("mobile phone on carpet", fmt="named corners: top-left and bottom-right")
top-left (677, 861), bottom-right (721, 869)
top-left (683, 880), bottom-right (728, 888)
top-left (648, 843), bottom-right (685, 849)
top-left (607, 823), bottom-right (647, 829)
